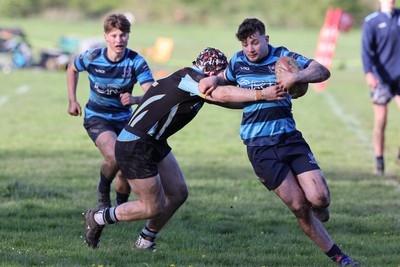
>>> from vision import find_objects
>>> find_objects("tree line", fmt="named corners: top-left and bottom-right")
top-left (0, 0), bottom-right (383, 28)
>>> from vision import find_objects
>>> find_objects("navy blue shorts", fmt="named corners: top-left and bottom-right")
top-left (247, 131), bottom-right (320, 191)
top-left (115, 138), bottom-right (171, 179)
top-left (83, 116), bottom-right (128, 143)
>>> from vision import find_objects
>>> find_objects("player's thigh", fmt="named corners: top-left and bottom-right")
top-left (394, 95), bottom-right (400, 109)
top-left (274, 171), bottom-right (307, 211)
top-left (157, 152), bottom-right (187, 197)
top-left (373, 104), bottom-right (388, 123)
top-left (297, 169), bottom-right (330, 206)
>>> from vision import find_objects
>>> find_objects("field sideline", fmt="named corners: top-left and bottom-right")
top-left (1, 18), bottom-right (400, 266)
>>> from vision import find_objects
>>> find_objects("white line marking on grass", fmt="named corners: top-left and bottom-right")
top-left (321, 90), bottom-right (372, 151)
top-left (0, 85), bottom-right (29, 107)
top-left (15, 85), bottom-right (30, 94)
top-left (0, 96), bottom-right (9, 106)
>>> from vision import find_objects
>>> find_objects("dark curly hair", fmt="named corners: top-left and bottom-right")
top-left (236, 18), bottom-right (266, 41)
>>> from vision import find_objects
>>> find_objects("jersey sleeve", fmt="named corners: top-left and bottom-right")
top-left (74, 48), bottom-right (102, 72)
top-left (225, 53), bottom-right (239, 84)
top-left (177, 74), bottom-right (204, 98)
top-left (133, 54), bottom-right (155, 85)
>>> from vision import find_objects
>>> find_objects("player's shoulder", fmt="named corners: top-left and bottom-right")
top-left (83, 48), bottom-right (103, 62)
top-left (364, 11), bottom-right (381, 23)
top-left (125, 48), bottom-right (139, 60)
top-left (273, 46), bottom-right (290, 57)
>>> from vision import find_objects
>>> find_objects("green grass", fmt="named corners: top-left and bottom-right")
top-left (1, 18), bottom-right (400, 266)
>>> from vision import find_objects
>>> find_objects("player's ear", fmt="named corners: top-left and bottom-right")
top-left (265, 35), bottom-right (270, 43)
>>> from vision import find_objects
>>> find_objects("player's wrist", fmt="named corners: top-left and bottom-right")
top-left (254, 90), bottom-right (263, 101)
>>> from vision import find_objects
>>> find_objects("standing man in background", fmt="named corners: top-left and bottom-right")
top-left (361, 0), bottom-right (400, 175)
top-left (67, 13), bottom-right (154, 208)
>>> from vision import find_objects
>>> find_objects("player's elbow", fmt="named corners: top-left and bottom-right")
top-left (318, 64), bottom-right (331, 82)
top-left (323, 67), bottom-right (330, 80)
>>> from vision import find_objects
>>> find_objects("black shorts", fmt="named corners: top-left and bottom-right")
top-left (83, 116), bottom-right (128, 143)
top-left (115, 138), bottom-right (171, 179)
top-left (247, 131), bottom-right (320, 191)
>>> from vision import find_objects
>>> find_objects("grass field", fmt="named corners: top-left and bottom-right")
top-left (1, 18), bottom-right (400, 266)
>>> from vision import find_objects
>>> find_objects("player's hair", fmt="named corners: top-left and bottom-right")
top-left (193, 47), bottom-right (228, 77)
top-left (236, 18), bottom-right (266, 41)
top-left (103, 13), bottom-right (131, 34)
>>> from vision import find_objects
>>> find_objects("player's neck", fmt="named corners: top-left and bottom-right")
top-left (106, 48), bottom-right (125, 62)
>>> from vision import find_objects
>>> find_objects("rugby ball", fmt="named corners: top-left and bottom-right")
top-left (275, 56), bottom-right (308, 99)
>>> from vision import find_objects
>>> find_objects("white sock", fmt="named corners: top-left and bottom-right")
top-left (93, 210), bottom-right (106, 225)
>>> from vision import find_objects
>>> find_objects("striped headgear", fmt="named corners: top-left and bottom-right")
top-left (193, 47), bottom-right (227, 76)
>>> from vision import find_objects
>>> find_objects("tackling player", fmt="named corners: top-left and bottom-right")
top-left (83, 47), bottom-right (286, 251)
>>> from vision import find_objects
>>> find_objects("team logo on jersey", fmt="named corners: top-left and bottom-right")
top-left (94, 83), bottom-right (123, 95)
top-left (378, 22), bottom-right (387, 29)
top-left (308, 153), bottom-right (318, 164)
top-left (95, 68), bottom-right (105, 74)
top-left (122, 66), bottom-right (132, 78)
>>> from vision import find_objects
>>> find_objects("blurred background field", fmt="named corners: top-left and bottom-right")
top-left (1, 1), bottom-right (400, 266)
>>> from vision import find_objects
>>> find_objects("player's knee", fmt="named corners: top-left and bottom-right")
top-left (289, 201), bottom-right (309, 219)
top-left (178, 185), bottom-right (189, 203)
top-left (168, 185), bottom-right (188, 206)
top-left (145, 201), bottom-right (164, 218)
top-left (102, 157), bottom-right (119, 171)
top-left (309, 192), bottom-right (331, 209)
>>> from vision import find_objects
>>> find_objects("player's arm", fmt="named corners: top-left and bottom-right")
top-left (198, 71), bottom-right (228, 95)
top-left (296, 60), bottom-right (330, 84)
top-left (365, 72), bottom-right (379, 89)
top-left (276, 60), bottom-right (330, 94)
top-left (66, 57), bottom-right (82, 116)
top-left (120, 81), bottom-right (153, 106)
top-left (205, 85), bottom-right (286, 105)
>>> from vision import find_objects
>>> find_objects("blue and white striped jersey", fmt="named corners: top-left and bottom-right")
top-left (74, 47), bottom-right (154, 121)
top-left (225, 45), bottom-right (312, 146)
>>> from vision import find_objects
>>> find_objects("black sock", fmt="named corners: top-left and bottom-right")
top-left (140, 226), bottom-right (158, 242)
top-left (115, 191), bottom-right (129, 206)
top-left (376, 156), bottom-right (384, 170)
top-left (98, 172), bottom-right (112, 194)
top-left (102, 207), bottom-right (118, 224)
top-left (326, 244), bottom-right (344, 262)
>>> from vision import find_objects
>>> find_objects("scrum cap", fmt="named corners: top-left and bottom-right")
top-left (193, 47), bottom-right (227, 76)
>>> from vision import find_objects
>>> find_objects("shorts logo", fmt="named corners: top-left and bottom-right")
top-left (90, 128), bottom-right (99, 133)
top-left (308, 152), bottom-right (317, 164)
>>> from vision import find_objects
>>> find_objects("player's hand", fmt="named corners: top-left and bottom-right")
top-left (68, 100), bottom-right (82, 116)
top-left (262, 85), bottom-right (287, 101)
top-left (198, 76), bottom-right (219, 95)
top-left (365, 72), bottom-right (379, 89)
top-left (275, 68), bottom-right (297, 91)
top-left (120, 92), bottom-right (133, 106)
top-left (130, 96), bottom-right (143, 105)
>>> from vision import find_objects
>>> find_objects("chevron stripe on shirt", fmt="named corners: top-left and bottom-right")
top-left (118, 67), bottom-right (206, 142)
top-left (225, 45), bottom-right (312, 146)
top-left (74, 47), bottom-right (154, 121)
